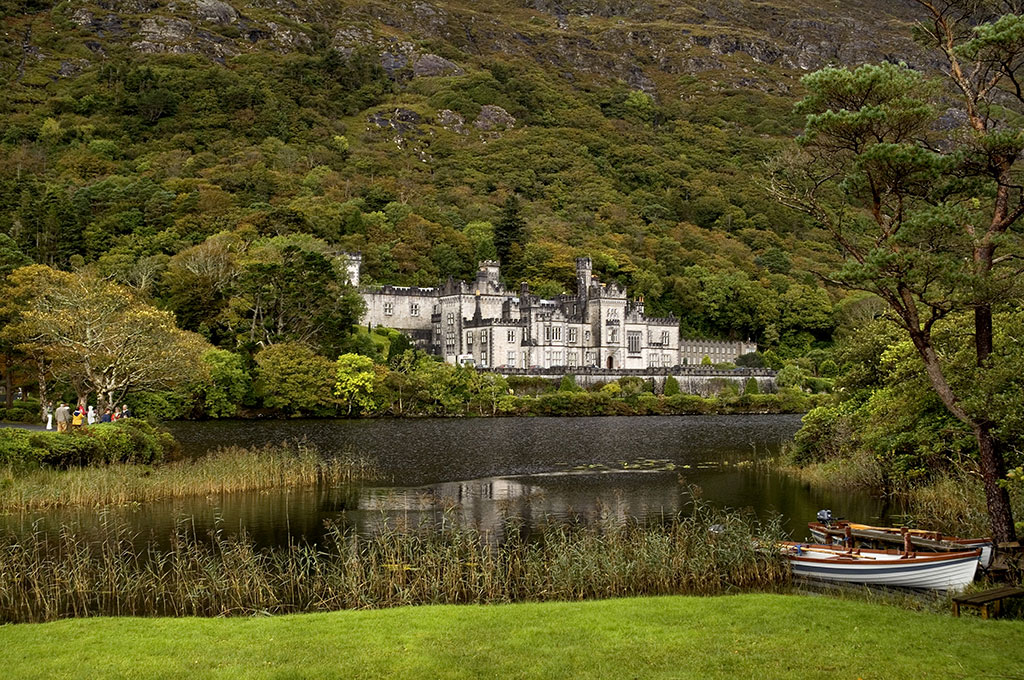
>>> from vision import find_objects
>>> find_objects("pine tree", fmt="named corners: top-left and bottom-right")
top-left (493, 194), bottom-right (525, 280)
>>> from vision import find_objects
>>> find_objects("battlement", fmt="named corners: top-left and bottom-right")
top-left (365, 285), bottom-right (437, 297)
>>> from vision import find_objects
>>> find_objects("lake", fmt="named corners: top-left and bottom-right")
top-left (0, 415), bottom-right (893, 547)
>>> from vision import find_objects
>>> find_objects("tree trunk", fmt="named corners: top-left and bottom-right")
top-left (975, 424), bottom-right (1017, 543)
top-left (2, 355), bottom-right (12, 409)
top-left (975, 303), bottom-right (993, 365)
top-left (37, 361), bottom-right (48, 422)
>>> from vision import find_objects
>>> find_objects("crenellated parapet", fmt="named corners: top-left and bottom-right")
top-left (364, 285), bottom-right (438, 297)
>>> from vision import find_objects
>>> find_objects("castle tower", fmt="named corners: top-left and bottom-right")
top-left (344, 252), bottom-right (362, 287)
top-left (576, 256), bottom-right (593, 300)
top-left (477, 260), bottom-right (501, 287)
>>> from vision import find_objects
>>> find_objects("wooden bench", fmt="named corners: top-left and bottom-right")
top-left (952, 586), bottom-right (1024, 619)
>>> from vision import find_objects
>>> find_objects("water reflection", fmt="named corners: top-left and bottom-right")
top-left (0, 415), bottom-right (896, 549)
top-left (0, 469), bottom-right (892, 550)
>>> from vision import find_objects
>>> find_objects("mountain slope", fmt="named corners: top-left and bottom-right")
top-left (0, 0), bottom-right (926, 352)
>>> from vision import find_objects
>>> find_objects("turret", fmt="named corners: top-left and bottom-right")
top-left (477, 260), bottom-right (501, 287)
top-left (576, 257), bottom-right (593, 300)
top-left (344, 252), bottom-right (362, 287)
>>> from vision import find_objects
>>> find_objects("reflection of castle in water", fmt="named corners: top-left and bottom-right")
top-left (356, 473), bottom-right (686, 537)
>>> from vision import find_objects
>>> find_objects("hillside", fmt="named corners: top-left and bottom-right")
top-left (0, 0), bottom-right (927, 354)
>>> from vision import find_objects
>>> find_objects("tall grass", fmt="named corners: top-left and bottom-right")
top-left (776, 446), bottom-right (1023, 537)
top-left (0, 505), bottom-right (789, 623)
top-left (896, 475), bottom-right (1023, 537)
top-left (0, 444), bottom-right (379, 511)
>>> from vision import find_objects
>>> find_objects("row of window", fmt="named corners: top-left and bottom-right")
top-left (382, 301), bottom-right (421, 316)
top-left (683, 346), bottom-right (736, 356)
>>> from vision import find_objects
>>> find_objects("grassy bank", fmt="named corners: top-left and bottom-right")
top-left (0, 508), bottom-right (785, 623)
top-left (1, 595), bottom-right (1021, 679)
top-left (0, 445), bottom-right (379, 511)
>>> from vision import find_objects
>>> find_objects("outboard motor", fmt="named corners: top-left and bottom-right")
top-left (816, 509), bottom-right (834, 527)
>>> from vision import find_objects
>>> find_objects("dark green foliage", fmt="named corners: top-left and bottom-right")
top-left (663, 375), bottom-right (680, 396)
top-left (558, 374), bottom-right (581, 392)
top-left (744, 377), bottom-right (759, 395)
top-left (493, 195), bottom-right (526, 281)
top-left (0, 420), bottom-right (177, 469)
top-left (736, 352), bottom-right (765, 368)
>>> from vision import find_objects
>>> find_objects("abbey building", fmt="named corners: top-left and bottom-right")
top-left (357, 257), bottom-right (756, 370)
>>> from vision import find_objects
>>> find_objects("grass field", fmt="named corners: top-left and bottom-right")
top-left (1, 594), bottom-right (1020, 679)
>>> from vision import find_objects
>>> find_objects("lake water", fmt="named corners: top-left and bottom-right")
top-left (0, 415), bottom-right (894, 547)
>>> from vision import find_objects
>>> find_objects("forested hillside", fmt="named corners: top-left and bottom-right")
top-left (0, 0), bottom-right (924, 356)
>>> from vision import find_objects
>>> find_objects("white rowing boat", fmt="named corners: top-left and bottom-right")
top-left (781, 542), bottom-right (981, 591)
top-left (807, 519), bottom-right (994, 570)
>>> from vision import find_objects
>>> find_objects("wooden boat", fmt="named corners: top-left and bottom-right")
top-left (781, 542), bottom-right (981, 591)
top-left (807, 519), bottom-right (994, 569)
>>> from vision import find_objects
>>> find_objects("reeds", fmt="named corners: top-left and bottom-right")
top-left (0, 504), bottom-right (789, 623)
top-left (0, 444), bottom-right (380, 511)
top-left (897, 474), bottom-right (1024, 537)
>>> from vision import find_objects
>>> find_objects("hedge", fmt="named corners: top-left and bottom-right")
top-left (0, 420), bottom-right (179, 469)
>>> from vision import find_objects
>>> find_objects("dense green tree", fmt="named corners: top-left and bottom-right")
top-left (335, 353), bottom-right (380, 416)
top-left (771, 4), bottom-right (1024, 541)
top-left (494, 195), bottom-right (526, 281)
top-left (231, 239), bottom-right (365, 356)
top-left (199, 349), bottom-right (251, 418)
top-left (255, 343), bottom-right (338, 415)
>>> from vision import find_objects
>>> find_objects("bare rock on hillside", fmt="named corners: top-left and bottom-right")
top-left (413, 53), bottom-right (463, 77)
top-left (176, 0), bottom-right (239, 25)
top-left (437, 109), bottom-right (466, 134)
top-left (474, 105), bottom-right (515, 131)
top-left (58, 59), bottom-right (91, 77)
top-left (140, 17), bottom-right (194, 42)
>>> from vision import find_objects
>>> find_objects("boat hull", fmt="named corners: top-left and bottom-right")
top-left (782, 543), bottom-right (981, 591)
top-left (807, 523), bottom-right (993, 570)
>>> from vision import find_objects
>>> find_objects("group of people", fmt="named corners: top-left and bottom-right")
top-left (46, 402), bottom-right (131, 432)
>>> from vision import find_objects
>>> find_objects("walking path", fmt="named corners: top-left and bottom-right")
top-left (0, 421), bottom-right (45, 431)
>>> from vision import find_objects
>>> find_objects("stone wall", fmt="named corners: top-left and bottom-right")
top-left (495, 366), bottom-right (776, 396)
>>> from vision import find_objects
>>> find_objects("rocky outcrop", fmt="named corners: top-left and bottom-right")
top-left (474, 105), bottom-right (515, 131)
top-left (132, 16), bottom-right (238, 59)
top-left (413, 53), bottom-right (463, 77)
top-left (58, 59), bottom-right (91, 78)
top-left (57, 0), bottom-right (929, 86)
top-left (436, 109), bottom-right (466, 134)
top-left (139, 17), bottom-right (193, 42)
top-left (368, 108), bottom-right (424, 136)
top-left (169, 0), bottom-right (239, 25)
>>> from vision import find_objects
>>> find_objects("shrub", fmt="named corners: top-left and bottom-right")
top-left (663, 375), bottom-right (680, 396)
top-left (0, 420), bottom-right (177, 469)
top-left (558, 374), bottom-right (582, 392)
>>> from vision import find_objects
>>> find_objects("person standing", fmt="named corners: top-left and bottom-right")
top-left (87, 405), bottom-right (96, 425)
top-left (55, 403), bottom-right (71, 433)
top-left (71, 405), bottom-right (85, 430)
top-left (44, 403), bottom-right (53, 430)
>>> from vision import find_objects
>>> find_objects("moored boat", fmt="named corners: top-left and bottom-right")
top-left (807, 513), bottom-right (993, 569)
top-left (781, 542), bottom-right (981, 591)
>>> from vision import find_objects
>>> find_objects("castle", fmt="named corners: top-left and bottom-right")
top-left (357, 257), bottom-right (756, 370)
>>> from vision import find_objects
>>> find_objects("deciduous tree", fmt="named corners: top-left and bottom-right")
top-left (2, 265), bottom-right (208, 411)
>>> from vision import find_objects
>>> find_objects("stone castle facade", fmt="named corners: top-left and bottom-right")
top-left (357, 258), bottom-right (756, 369)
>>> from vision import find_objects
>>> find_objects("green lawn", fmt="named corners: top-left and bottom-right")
top-left (1, 594), bottom-right (1020, 679)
